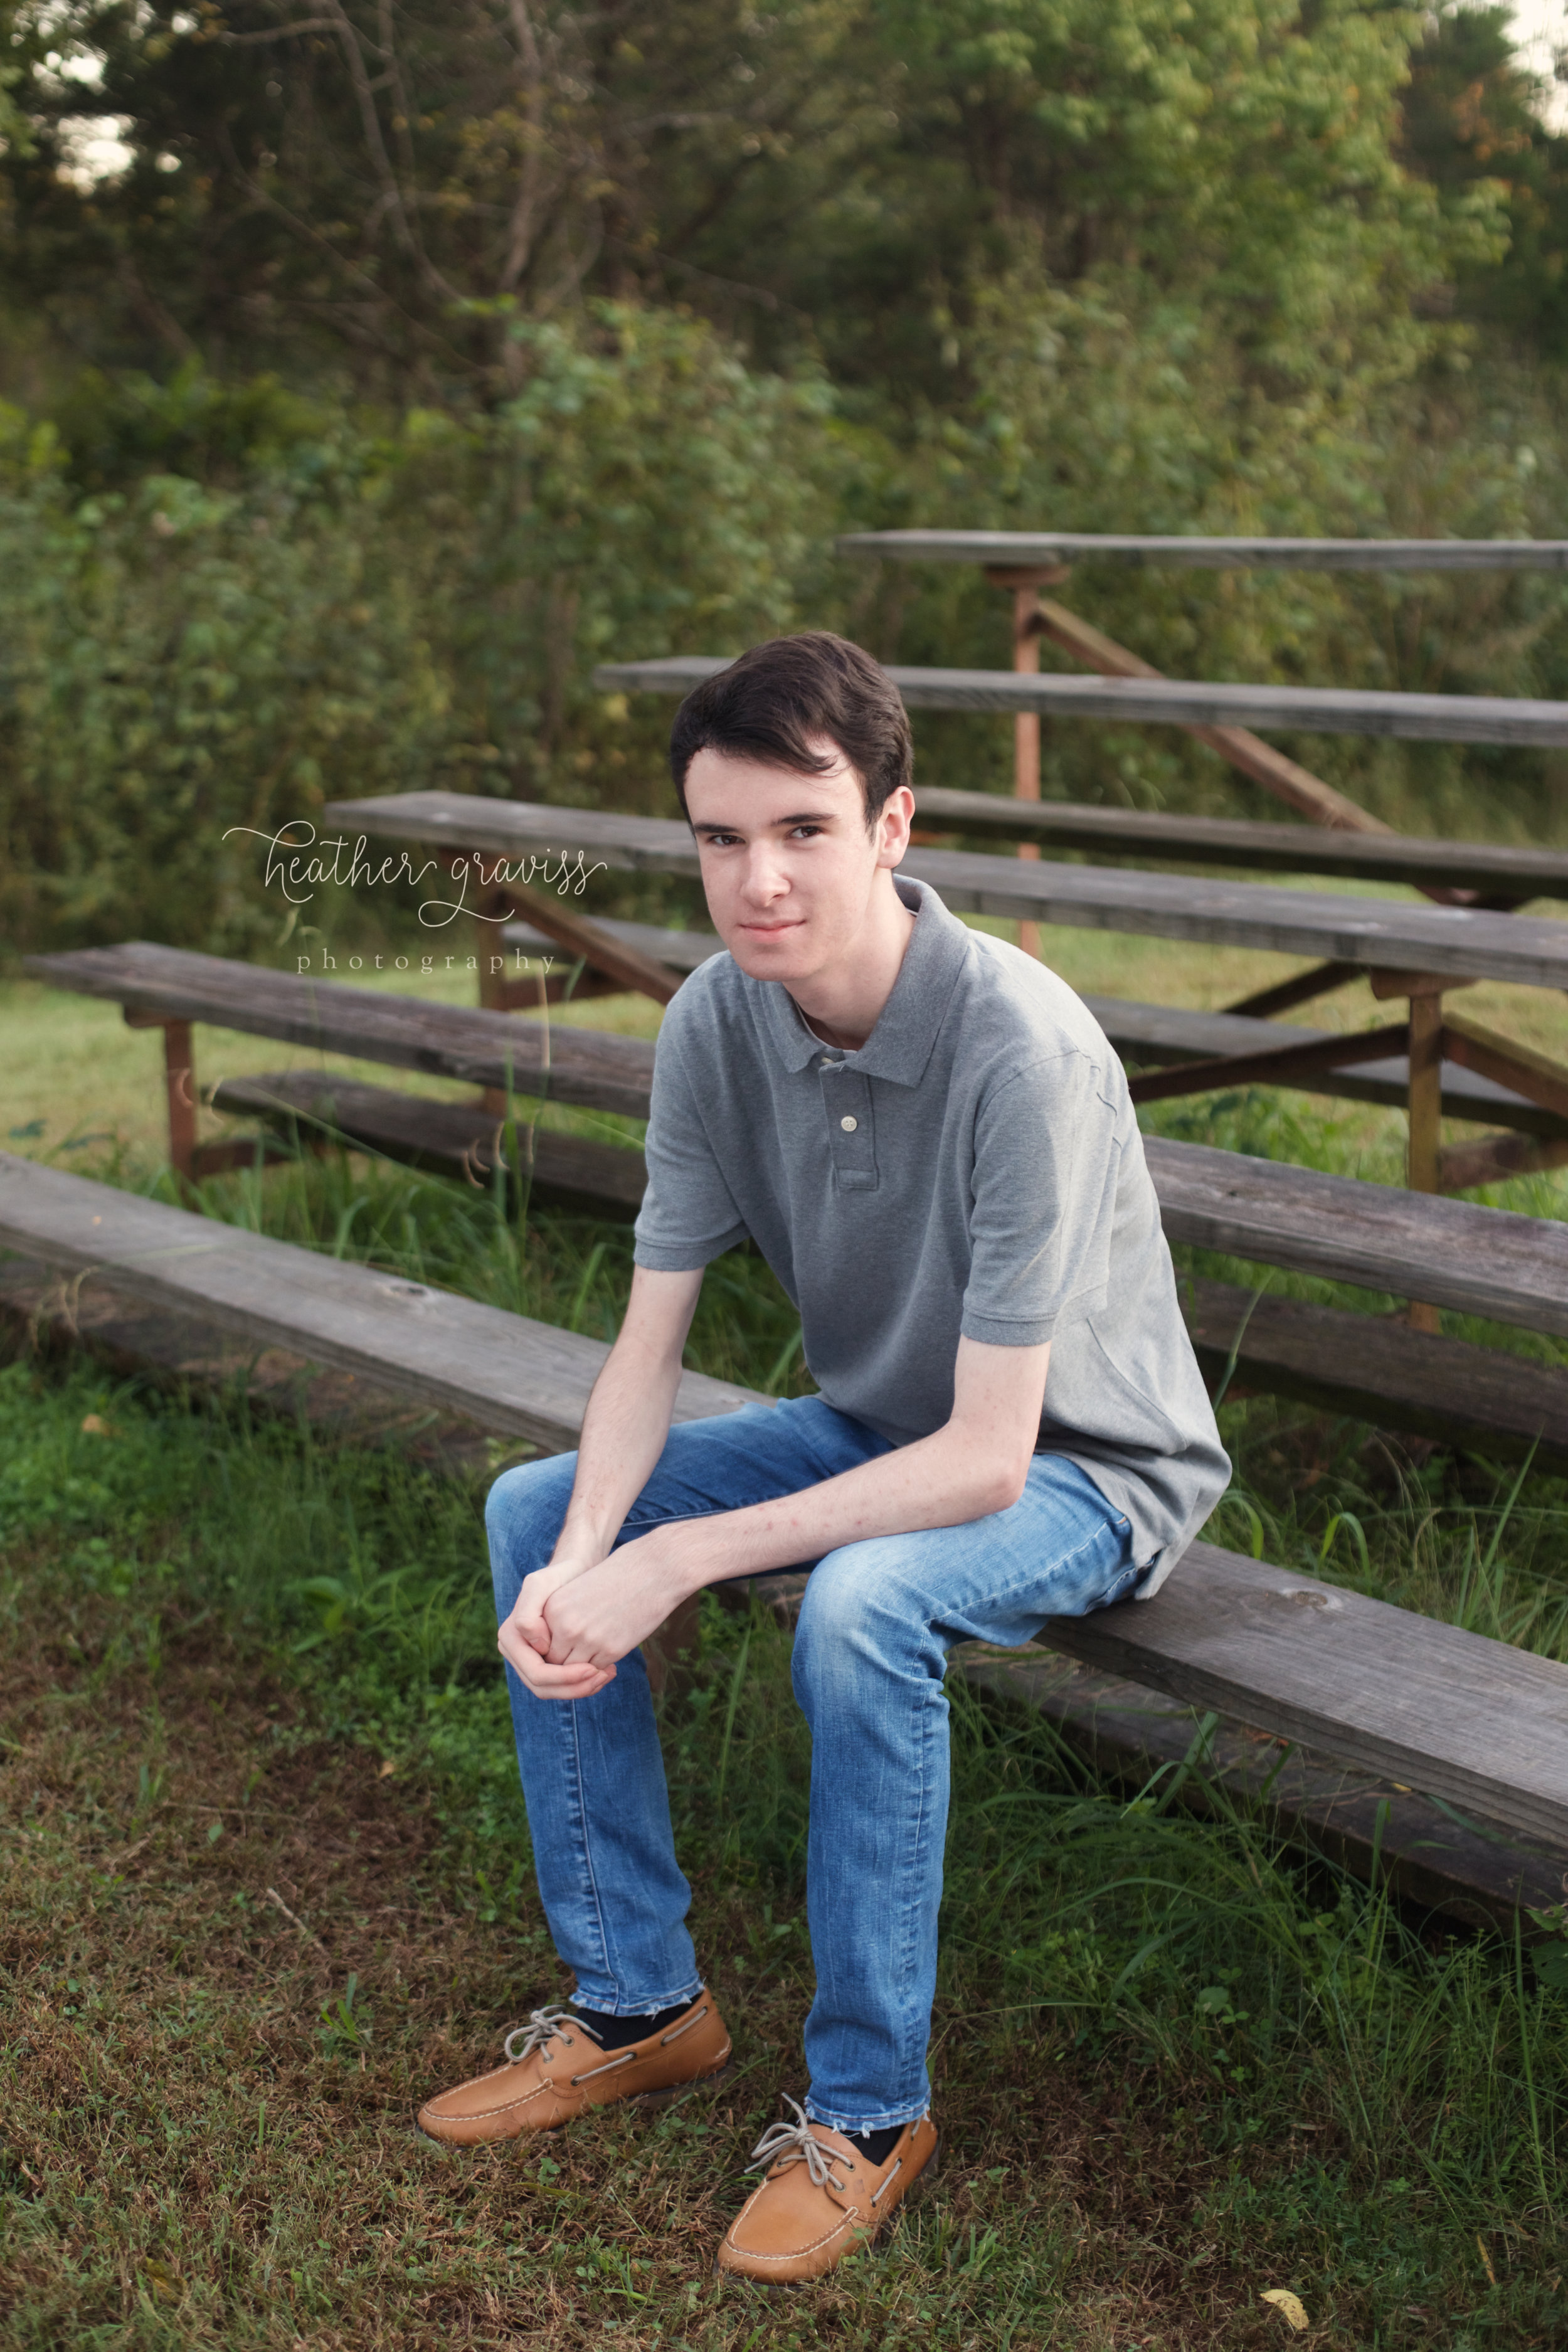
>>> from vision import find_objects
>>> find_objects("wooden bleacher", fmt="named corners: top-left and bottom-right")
top-left (324, 789), bottom-right (1568, 1208)
top-left (325, 788), bottom-right (1568, 991)
top-left (834, 531), bottom-right (1568, 571)
top-left (600, 650), bottom-right (1568, 752)
top-left (4, 1146), bottom-right (1567, 1922)
top-left (21, 939), bottom-right (1568, 1471)
top-left (908, 787), bottom-right (1568, 902)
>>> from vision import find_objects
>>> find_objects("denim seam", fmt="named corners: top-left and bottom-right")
top-left (894, 1683), bottom-right (939, 2103)
top-left (561, 1700), bottom-right (614, 2003)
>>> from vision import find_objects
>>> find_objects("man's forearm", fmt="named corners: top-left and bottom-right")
top-left (638, 1419), bottom-right (1024, 1600)
top-left (554, 1332), bottom-right (686, 1562)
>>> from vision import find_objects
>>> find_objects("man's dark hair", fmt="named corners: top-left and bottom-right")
top-left (669, 632), bottom-right (913, 828)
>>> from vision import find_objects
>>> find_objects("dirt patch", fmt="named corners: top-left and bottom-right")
top-left (0, 1576), bottom-right (1394, 2348)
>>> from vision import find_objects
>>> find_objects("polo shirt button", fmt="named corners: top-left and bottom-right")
top-left (840, 1115), bottom-right (858, 1132)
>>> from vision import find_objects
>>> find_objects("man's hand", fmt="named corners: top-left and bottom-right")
top-left (540, 1530), bottom-right (692, 1673)
top-left (497, 1554), bottom-right (617, 1701)
top-left (496, 1530), bottom-right (693, 1700)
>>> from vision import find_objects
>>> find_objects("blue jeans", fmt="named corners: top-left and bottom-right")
top-left (485, 1395), bottom-right (1139, 2134)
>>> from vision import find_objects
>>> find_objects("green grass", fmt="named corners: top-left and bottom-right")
top-left (2, 1350), bottom-right (1566, 2347)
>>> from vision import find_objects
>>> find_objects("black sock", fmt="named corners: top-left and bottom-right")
top-left (569, 1998), bottom-right (693, 2052)
top-left (844, 2124), bottom-right (903, 2166)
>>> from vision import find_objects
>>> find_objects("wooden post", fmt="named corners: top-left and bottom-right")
top-left (125, 1009), bottom-right (198, 1187)
top-left (471, 866), bottom-right (516, 1115)
top-left (1405, 991), bottom-right (1444, 1333)
top-left (1011, 583), bottom-right (1041, 960)
top-left (474, 871), bottom-right (512, 1014)
top-left (163, 1019), bottom-right (198, 1188)
top-left (985, 564), bottom-right (1070, 960)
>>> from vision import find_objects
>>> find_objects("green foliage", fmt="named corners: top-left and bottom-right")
top-left (1403, 3), bottom-right (1568, 361)
top-left (0, 310), bottom-right (838, 958)
top-left (0, 1), bottom-right (1508, 403)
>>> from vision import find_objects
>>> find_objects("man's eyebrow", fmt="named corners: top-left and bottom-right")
top-left (691, 808), bottom-right (842, 834)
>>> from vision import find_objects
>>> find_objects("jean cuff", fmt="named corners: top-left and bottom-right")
top-left (803, 2097), bottom-right (931, 2134)
top-left (569, 1975), bottom-right (705, 2018)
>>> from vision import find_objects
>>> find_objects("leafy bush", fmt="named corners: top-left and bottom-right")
top-left (0, 310), bottom-right (841, 960)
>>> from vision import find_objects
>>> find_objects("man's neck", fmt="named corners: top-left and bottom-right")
top-left (786, 884), bottom-right (917, 1054)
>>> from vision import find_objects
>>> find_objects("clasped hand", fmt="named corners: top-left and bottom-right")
top-left (495, 1531), bottom-right (689, 1703)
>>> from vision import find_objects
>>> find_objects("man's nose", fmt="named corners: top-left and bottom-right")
top-left (741, 845), bottom-right (790, 902)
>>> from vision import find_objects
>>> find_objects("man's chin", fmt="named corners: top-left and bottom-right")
top-left (723, 928), bottom-right (818, 982)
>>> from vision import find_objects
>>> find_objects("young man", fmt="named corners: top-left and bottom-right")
top-left (418, 632), bottom-right (1229, 2282)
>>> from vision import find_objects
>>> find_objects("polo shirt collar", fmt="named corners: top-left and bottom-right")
top-left (760, 877), bottom-right (970, 1086)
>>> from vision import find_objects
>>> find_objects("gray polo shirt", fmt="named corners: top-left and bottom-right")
top-left (633, 877), bottom-right (1229, 1593)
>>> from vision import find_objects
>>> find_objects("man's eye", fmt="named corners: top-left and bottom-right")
top-left (790, 825), bottom-right (824, 839)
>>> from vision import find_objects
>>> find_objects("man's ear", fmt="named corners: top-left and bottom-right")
top-left (876, 785), bottom-right (916, 867)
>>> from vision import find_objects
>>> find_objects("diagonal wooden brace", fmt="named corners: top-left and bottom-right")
top-left (1439, 1010), bottom-right (1568, 1123)
top-left (1438, 1131), bottom-right (1568, 1194)
top-left (1223, 960), bottom-right (1363, 1020)
top-left (1027, 596), bottom-right (1388, 834)
top-left (1126, 1020), bottom-right (1411, 1106)
top-left (1433, 1011), bottom-right (1568, 1195)
top-left (452, 850), bottom-right (680, 1006)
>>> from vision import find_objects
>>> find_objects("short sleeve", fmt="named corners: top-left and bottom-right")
top-left (633, 1020), bottom-right (751, 1271)
top-left (960, 1054), bottom-right (1121, 1345)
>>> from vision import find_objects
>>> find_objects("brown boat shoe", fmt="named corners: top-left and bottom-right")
top-left (416, 1992), bottom-right (732, 2147)
top-left (716, 2097), bottom-right (940, 2284)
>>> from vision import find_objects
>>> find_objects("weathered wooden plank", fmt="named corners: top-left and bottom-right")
top-left (7, 1156), bottom-right (1567, 1850)
top-left (502, 914), bottom-right (724, 976)
top-left (9, 1230), bottom-right (1559, 1929)
top-left (327, 790), bottom-right (706, 878)
top-left (738, 1572), bottom-right (1568, 1919)
top-left (212, 1072), bottom-right (648, 1215)
top-left (325, 792), bottom-right (1568, 988)
top-left (913, 788), bottom-right (1568, 899)
top-left (903, 845), bottom-right (1568, 989)
top-left (597, 654), bottom-right (1568, 751)
top-left (1039, 1540), bottom-right (1568, 1848)
top-left (836, 530), bottom-right (1568, 573)
top-left (1182, 1275), bottom-right (1568, 1469)
top-left (22, 943), bottom-right (658, 1121)
top-left (0, 1152), bottom-right (748, 1451)
top-left (1083, 997), bottom-right (1568, 1138)
top-left (1147, 1136), bottom-right (1568, 1336)
top-left (960, 1650), bottom-right (1568, 1932)
top-left (28, 941), bottom-right (1568, 1327)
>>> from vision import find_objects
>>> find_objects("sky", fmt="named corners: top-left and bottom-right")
top-left (1500, 0), bottom-right (1568, 127)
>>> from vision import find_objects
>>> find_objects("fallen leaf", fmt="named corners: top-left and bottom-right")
top-left (1477, 2233), bottom-right (1497, 2287)
top-left (80, 1414), bottom-right (116, 1437)
top-left (1261, 2289), bottom-right (1309, 2331)
top-left (142, 2257), bottom-right (182, 2306)
top-left (378, 1760), bottom-right (396, 1779)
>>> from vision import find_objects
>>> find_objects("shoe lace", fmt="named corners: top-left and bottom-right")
top-left (744, 2094), bottom-right (848, 2190)
top-left (502, 2005), bottom-right (603, 2066)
